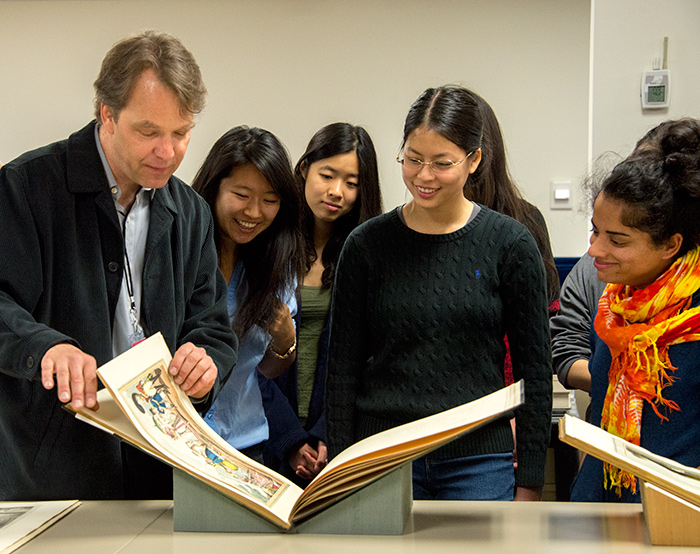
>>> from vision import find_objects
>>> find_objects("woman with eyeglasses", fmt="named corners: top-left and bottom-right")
top-left (191, 126), bottom-right (304, 462)
top-left (260, 123), bottom-right (383, 484)
top-left (325, 85), bottom-right (552, 501)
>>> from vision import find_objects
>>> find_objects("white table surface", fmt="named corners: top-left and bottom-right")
top-left (16, 500), bottom-right (697, 554)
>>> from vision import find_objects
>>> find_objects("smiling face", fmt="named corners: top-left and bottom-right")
top-left (588, 192), bottom-right (682, 288)
top-left (401, 125), bottom-right (480, 210)
top-left (214, 164), bottom-right (281, 251)
top-left (99, 69), bottom-right (194, 198)
top-left (303, 151), bottom-right (360, 226)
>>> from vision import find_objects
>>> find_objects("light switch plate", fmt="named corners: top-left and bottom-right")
top-left (551, 180), bottom-right (573, 210)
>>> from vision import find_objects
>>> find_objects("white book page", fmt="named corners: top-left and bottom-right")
top-left (292, 380), bottom-right (523, 517)
top-left (320, 380), bottom-right (523, 475)
top-left (560, 414), bottom-right (700, 503)
top-left (0, 501), bottom-right (79, 554)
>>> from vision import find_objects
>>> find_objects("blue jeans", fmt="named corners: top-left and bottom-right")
top-left (412, 452), bottom-right (515, 500)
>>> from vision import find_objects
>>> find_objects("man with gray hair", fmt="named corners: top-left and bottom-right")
top-left (0, 31), bottom-right (237, 500)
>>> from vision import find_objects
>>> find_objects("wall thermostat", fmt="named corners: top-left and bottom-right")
top-left (641, 69), bottom-right (670, 109)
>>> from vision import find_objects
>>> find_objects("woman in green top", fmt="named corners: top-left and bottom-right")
top-left (261, 123), bottom-right (383, 483)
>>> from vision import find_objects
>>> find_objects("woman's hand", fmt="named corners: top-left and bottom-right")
top-left (289, 441), bottom-right (328, 480)
top-left (268, 302), bottom-right (296, 357)
top-left (258, 301), bottom-right (296, 379)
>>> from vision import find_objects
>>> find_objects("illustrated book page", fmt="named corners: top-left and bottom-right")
top-left (73, 388), bottom-right (167, 464)
top-left (0, 501), bottom-right (79, 554)
top-left (558, 414), bottom-right (700, 506)
top-left (74, 333), bottom-right (524, 529)
top-left (94, 333), bottom-right (302, 529)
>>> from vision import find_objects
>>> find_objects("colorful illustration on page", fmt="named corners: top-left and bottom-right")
top-left (122, 363), bottom-right (286, 505)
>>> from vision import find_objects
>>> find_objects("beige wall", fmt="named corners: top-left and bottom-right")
top-left (2, 0), bottom-right (591, 254)
top-left (592, 0), bottom-right (700, 161)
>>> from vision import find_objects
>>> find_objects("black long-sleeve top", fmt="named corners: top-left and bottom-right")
top-left (325, 206), bottom-right (552, 488)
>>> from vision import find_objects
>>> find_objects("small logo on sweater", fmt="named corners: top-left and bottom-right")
top-left (475, 270), bottom-right (481, 279)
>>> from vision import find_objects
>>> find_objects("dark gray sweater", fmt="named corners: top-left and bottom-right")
top-left (550, 253), bottom-right (606, 387)
top-left (325, 206), bottom-right (552, 488)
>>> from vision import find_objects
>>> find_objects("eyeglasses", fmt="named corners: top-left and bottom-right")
top-left (396, 151), bottom-right (475, 173)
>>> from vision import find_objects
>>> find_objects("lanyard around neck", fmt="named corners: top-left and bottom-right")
top-left (122, 215), bottom-right (145, 343)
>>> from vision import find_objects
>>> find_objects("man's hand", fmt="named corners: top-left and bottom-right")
top-left (289, 441), bottom-right (328, 480)
top-left (41, 343), bottom-right (98, 411)
top-left (169, 342), bottom-right (217, 398)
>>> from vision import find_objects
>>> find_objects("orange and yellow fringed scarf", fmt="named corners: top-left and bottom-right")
top-left (594, 246), bottom-right (700, 495)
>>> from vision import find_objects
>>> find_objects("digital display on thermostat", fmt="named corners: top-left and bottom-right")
top-left (648, 85), bottom-right (666, 103)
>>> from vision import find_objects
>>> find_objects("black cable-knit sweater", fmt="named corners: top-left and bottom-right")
top-left (325, 206), bottom-right (553, 488)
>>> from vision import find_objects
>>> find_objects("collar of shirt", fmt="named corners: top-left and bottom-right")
top-left (93, 123), bottom-right (156, 207)
top-left (94, 125), bottom-right (154, 357)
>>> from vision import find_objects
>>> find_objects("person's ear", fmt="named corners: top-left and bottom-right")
top-left (467, 149), bottom-right (482, 175)
top-left (300, 161), bottom-right (308, 180)
top-left (662, 233), bottom-right (683, 259)
top-left (100, 103), bottom-right (117, 134)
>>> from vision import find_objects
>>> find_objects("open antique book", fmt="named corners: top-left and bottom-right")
top-left (558, 414), bottom-right (700, 506)
top-left (73, 333), bottom-right (523, 531)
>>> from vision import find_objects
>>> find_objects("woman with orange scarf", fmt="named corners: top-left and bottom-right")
top-left (571, 118), bottom-right (700, 502)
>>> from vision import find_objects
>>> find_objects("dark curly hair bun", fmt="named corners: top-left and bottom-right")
top-left (597, 118), bottom-right (700, 257)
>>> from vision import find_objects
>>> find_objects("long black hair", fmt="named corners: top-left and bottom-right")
top-left (192, 126), bottom-right (304, 337)
top-left (466, 92), bottom-right (560, 304)
top-left (401, 85), bottom-right (483, 157)
top-left (295, 123), bottom-right (382, 289)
